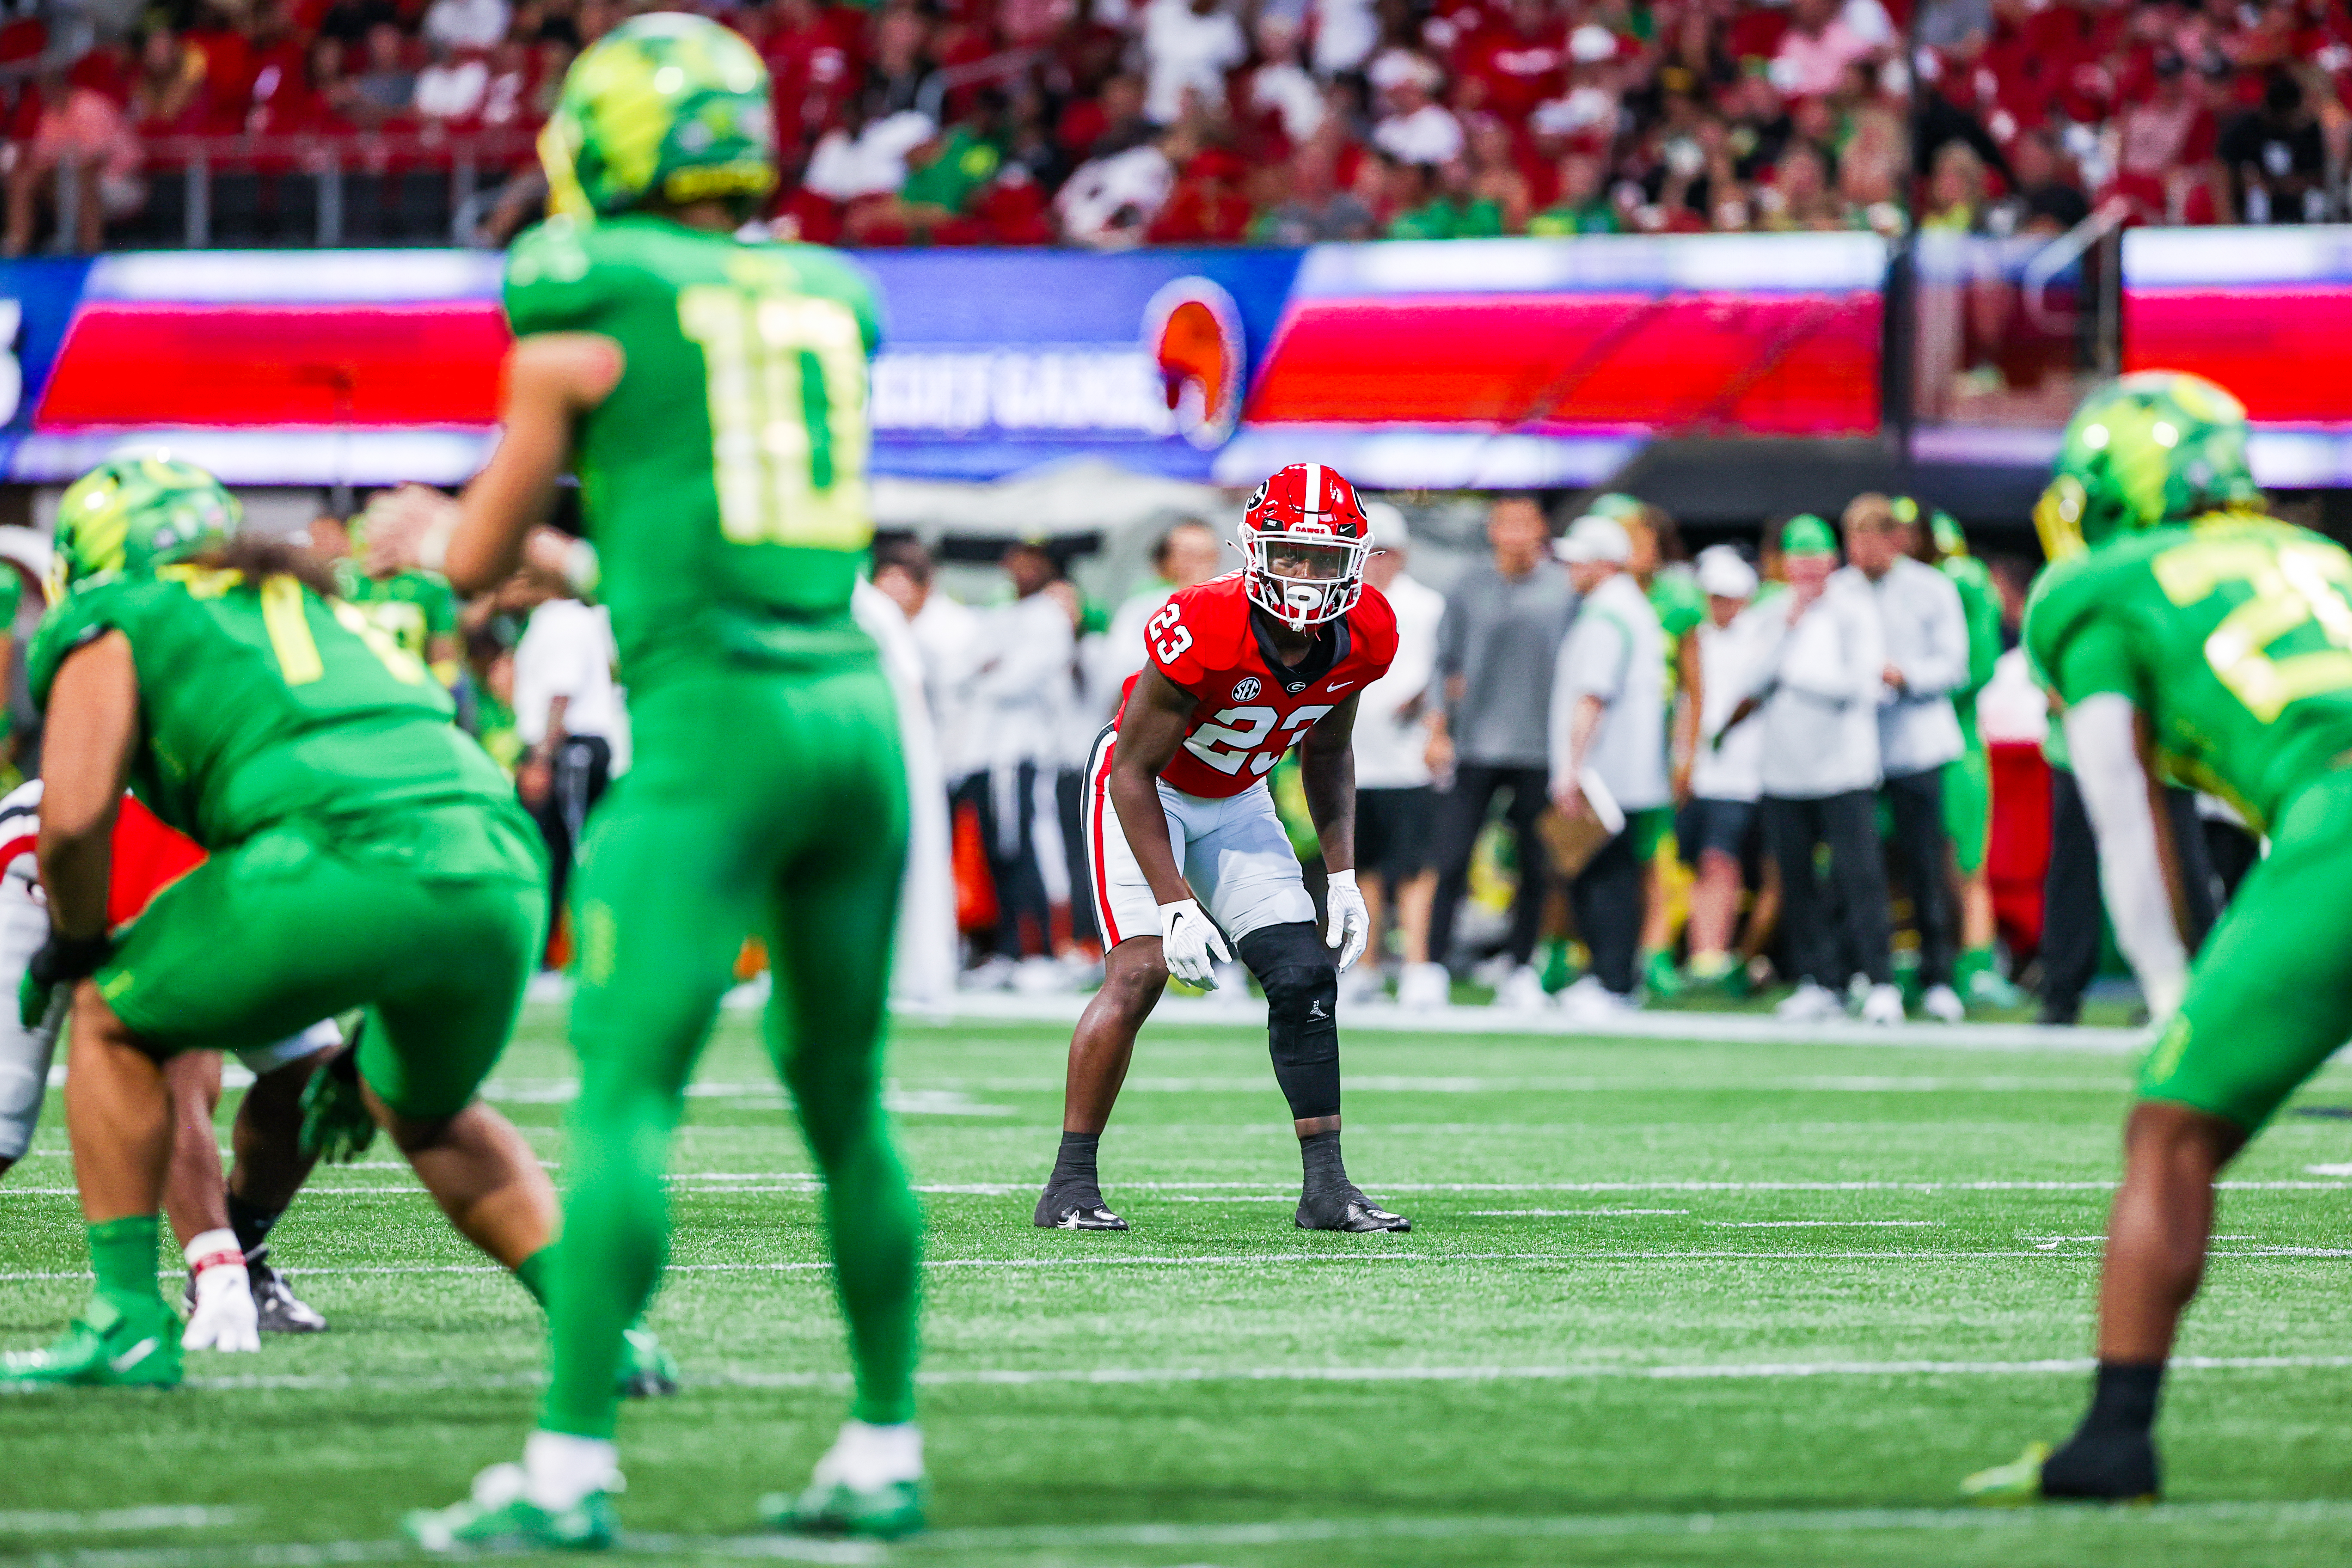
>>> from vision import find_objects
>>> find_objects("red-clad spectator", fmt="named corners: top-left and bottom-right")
top-left (239, 0), bottom-right (313, 132)
top-left (1455, 0), bottom-right (1564, 123)
top-left (1148, 144), bottom-right (1252, 241)
top-left (129, 28), bottom-right (210, 134)
top-left (6, 72), bottom-right (142, 255)
top-left (2114, 50), bottom-right (2220, 200)
top-left (1463, 113), bottom-right (1532, 230)
top-left (764, 0), bottom-right (859, 153)
top-left (1057, 71), bottom-right (1147, 159)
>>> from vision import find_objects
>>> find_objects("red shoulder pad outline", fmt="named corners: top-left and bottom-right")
top-left (1348, 580), bottom-right (1400, 676)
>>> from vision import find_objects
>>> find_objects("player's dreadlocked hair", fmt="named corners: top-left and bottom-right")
top-left (180, 537), bottom-right (344, 602)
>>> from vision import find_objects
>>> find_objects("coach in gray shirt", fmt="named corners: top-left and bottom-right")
top-left (1843, 493), bottom-right (1970, 1023)
top-left (1425, 495), bottom-right (1577, 1007)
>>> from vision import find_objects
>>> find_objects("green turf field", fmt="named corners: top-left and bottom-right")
top-left (8, 1003), bottom-right (2352, 1567)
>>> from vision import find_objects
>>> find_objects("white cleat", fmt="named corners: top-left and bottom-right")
top-left (1921, 983), bottom-right (1966, 1023)
top-left (1396, 961), bottom-right (1451, 1011)
top-left (1555, 975), bottom-right (1636, 1025)
top-left (1494, 964), bottom-right (1550, 1011)
top-left (1859, 983), bottom-right (1907, 1026)
top-left (1774, 981), bottom-right (1844, 1023)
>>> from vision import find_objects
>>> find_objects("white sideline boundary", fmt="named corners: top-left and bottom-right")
top-left (14, 1498), bottom-right (2352, 1568)
top-left (894, 989), bottom-right (2153, 1053)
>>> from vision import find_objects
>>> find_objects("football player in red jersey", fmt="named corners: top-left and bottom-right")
top-left (1036, 464), bottom-right (1411, 1233)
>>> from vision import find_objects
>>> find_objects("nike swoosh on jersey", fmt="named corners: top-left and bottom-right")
top-left (1326, 680), bottom-right (1354, 692)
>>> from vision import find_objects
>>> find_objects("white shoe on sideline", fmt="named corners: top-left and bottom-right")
top-left (1921, 983), bottom-right (1965, 1023)
top-left (1011, 956), bottom-right (1071, 995)
top-left (1859, 983), bottom-right (1906, 1026)
top-left (1210, 960), bottom-right (1252, 996)
top-left (959, 956), bottom-right (1015, 992)
top-left (1494, 965), bottom-right (1550, 1011)
top-left (1774, 981), bottom-right (1843, 1023)
top-left (1337, 964), bottom-right (1384, 1006)
top-left (1396, 962), bottom-right (1451, 1011)
top-left (1556, 975), bottom-right (1635, 1026)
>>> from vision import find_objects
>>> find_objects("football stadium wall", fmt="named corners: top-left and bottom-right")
top-left (0, 227), bottom-right (2345, 515)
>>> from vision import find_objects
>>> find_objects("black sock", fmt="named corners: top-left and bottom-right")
top-left (1300, 1130), bottom-right (1348, 1192)
top-left (227, 1193), bottom-right (283, 1260)
top-left (1050, 1132), bottom-right (1101, 1191)
top-left (2079, 1360), bottom-right (2165, 1439)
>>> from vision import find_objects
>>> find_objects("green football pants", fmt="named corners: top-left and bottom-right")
top-left (2141, 766), bottom-right (2352, 1132)
top-left (540, 662), bottom-right (922, 1440)
top-left (100, 802), bottom-right (545, 1118)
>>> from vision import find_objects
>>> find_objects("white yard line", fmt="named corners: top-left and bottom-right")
top-left (0, 1508), bottom-right (252, 1535)
top-left (908, 990), bottom-right (2153, 1052)
top-left (19, 1499), bottom-right (2352, 1568)
top-left (158, 1352), bottom-right (2352, 1398)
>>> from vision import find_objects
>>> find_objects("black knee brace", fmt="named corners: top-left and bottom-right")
top-left (1236, 922), bottom-right (1340, 1121)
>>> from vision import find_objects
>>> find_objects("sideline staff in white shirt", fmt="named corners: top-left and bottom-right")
top-left (1843, 493), bottom-right (1971, 1023)
top-left (1352, 504), bottom-right (1449, 1008)
top-left (1682, 545), bottom-right (1766, 983)
top-left (1548, 516), bottom-right (1666, 1013)
top-left (514, 585), bottom-right (629, 935)
top-left (1742, 515), bottom-right (1904, 1026)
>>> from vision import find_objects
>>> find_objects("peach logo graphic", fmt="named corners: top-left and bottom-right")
top-left (1144, 276), bottom-right (1244, 450)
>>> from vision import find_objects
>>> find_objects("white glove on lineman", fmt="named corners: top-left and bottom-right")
top-left (182, 1229), bottom-right (259, 1353)
top-left (1157, 898), bottom-right (1232, 988)
top-left (1323, 868), bottom-right (1370, 973)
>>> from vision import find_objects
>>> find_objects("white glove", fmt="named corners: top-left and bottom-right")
top-left (1323, 868), bottom-right (1370, 973)
top-left (182, 1230), bottom-right (258, 1353)
top-left (1157, 898), bottom-right (1232, 987)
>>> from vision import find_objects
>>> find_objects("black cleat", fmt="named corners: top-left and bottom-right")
top-left (2041, 1428), bottom-right (2160, 1502)
top-left (1033, 1183), bottom-right (1129, 1230)
top-left (1295, 1184), bottom-right (1411, 1232)
top-left (248, 1250), bottom-right (328, 1333)
top-left (187, 1246), bottom-right (330, 1332)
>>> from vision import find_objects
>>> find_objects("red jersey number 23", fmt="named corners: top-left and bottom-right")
top-left (1185, 704), bottom-right (1335, 777)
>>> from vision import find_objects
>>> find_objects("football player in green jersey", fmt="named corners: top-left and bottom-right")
top-left (395, 15), bottom-right (923, 1550)
top-left (1963, 372), bottom-right (2352, 1503)
top-left (1899, 498), bottom-right (2020, 1008)
top-left (340, 501), bottom-right (463, 686)
top-left (0, 456), bottom-right (568, 1393)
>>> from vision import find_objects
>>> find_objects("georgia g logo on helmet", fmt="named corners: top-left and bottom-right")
top-left (1238, 462), bottom-right (1370, 632)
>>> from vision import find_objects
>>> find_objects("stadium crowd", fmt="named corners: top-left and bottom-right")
top-left (1, 0), bottom-right (2346, 251)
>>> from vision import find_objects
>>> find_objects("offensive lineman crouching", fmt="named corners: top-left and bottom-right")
top-left (1037, 464), bottom-right (1409, 1233)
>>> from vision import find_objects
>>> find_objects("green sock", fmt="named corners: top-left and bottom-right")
top-left (87, 1216), bottom-right (164, 1309)
top-left (515, 1245), bottom-right (554, 1309)
top-left (1956, 946), bottom-right (1991, 989)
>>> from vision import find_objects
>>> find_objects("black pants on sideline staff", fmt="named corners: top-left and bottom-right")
top-left (531, 732), bottom-right (613, 940)
top-left (1055, 767), bottom-right (1098, 946)
top-left (1761, 788), bottom-right (1892, 991)
top-left (1426, 763), bottom-right (1551, 971)
top-left (1567, 829), bottom-right (1643, 996)
top-left (955, 764), bottom-right (1052, 962)
top-left (1882, 768), bottom-right (1957, 989)
top-left (2040, 769), bottom-right (2218, 1023)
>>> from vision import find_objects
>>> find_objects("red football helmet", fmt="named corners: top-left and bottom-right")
top-left (1239, 462), bottom-right (1371, 631)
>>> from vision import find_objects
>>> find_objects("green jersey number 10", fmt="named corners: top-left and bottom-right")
top-left (677, 283), bottom-right (872, 554)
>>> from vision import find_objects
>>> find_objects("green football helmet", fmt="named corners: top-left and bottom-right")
top-left (2034, 371), bottom-right (2261, 561)
top-left (50, 454), bottom-right (238, 600)
top-left (1891, 495), bottom-right (1967, 559)
top-left (539, 12), bottom-right (777, 222)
